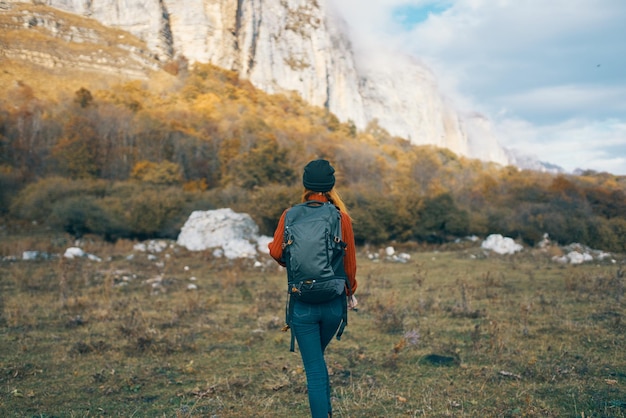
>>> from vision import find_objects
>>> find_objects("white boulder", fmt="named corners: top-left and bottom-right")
top-left (22, 251), bottom-right (54, 260)
top-left (64, 247), bottom-right (86, 259)
top-left (481, 234), bottom-right (523, 255)
top-left (176, 208), bottom-right (270, 259)
top-left (63, 247), bottom-right (102, 261)
top-left (552, 243), bottom-right (612, 264)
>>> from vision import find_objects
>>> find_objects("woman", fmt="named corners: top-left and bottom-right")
top-left (268, 159), bottom-right (358, 418)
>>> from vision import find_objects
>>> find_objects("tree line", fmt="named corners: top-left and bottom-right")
top-left (1, 63), bottom-right (625, 252)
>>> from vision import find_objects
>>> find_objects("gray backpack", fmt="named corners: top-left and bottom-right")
top-left (282, 200), bottom-right (349, 350)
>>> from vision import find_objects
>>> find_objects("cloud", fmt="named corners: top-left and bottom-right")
top-left (495, 117), bottom-right (626, 174)
top-left (494, 84), bottom-right (626, 122)
top-left (329, 0), bottom-right (626, 175)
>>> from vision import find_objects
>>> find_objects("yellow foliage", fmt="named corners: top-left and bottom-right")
top-left (51, 137), bottom-right (98, 179)
top-left (183, 179), bottom-right (208, 192)
top-left (192, 92), bottom-right (221, 115)
top-left (131, 160), bottom-right (183, 185)
top-left (130, 161), bottom-right (154, 179)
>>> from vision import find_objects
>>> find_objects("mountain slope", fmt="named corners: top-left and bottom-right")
top-left (0, 2), bottom-right (160, 82)
top-left (13, 0), bottom-right (508, 165)
top-left (2, 0), bottom-right (510, 166)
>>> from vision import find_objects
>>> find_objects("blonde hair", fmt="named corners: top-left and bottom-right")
top-left (302, 188), bottom-right (350, 219)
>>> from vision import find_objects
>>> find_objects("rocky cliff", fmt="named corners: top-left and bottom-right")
top-left (0, 1), bottom-right (161, 79)
top-left (3, 0), bottom-right (509, 165)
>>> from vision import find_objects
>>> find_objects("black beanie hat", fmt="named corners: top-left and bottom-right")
top-left (303, 159), bottom-right (335, 192)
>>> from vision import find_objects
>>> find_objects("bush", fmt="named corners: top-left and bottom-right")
top-left (104, 183), bottom-right (190, 239)
top-left (49, 196), bottom-right (116, 238)
top-left (10, 178), bottom-right (203, 240)
top-left (10, 177), bottom-right (108, 222)
top-left (343, 189), bottom-right (396, 245)
top-left (415, 193), bottom-right (469, 243)
top-left (244, 184), bottom-right (300, 236)
top-left (603, 217), bottom-right (626, 253)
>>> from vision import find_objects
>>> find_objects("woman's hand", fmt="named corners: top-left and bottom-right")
top-left (348, 295), bottom-right (358, 310)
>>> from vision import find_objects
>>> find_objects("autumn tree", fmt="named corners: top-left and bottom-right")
top-left (585, 187), bottom-right (626, 219)
top-left (74, 87), bottom-right (93, 108)
top-left (415, 193), bottom-right (469, 242)
top-left (228, 137), bottom-right (296, 189)
top-left (51, 115), bottom-right (100, 179)
top-left (89, 102), bottom-right (136, 180)
top-left (2, 82), bottom-right (48, 179)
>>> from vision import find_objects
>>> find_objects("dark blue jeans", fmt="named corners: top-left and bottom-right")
top-left (292, 296), bottom-right (344, 418)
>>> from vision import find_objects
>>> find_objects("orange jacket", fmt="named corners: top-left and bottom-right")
top-left (268, 195), bottom-right (357, 296)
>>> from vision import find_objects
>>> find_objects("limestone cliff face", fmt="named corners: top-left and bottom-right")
top-left (14, 0), bottom-right (508, 164)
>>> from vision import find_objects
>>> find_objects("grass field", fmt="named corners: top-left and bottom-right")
top-left (1, 231), bottom-right (625, 417)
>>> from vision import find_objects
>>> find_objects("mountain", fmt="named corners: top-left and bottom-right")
top-left (2, 0), bottom-right (510, 166)
top-left (505, 150), bottom-right (565, 174)
top-left (0, 2), bottom-right (161, 81)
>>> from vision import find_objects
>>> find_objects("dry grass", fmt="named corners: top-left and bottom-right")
top-left (0, 231), bottom-right (625, 417)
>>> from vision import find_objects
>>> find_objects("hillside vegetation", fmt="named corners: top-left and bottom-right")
top-left (0, 3), bottom-right (625, 251)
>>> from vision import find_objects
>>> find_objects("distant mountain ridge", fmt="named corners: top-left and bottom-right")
top-left (3, 0), bottom-right (511, 166)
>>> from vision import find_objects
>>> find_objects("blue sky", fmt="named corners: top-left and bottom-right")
top-left (392, 3), bottom-right (450, 28)
top-left (330, 0), bottom-right (626, 175)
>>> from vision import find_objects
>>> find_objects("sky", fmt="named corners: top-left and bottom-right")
top-left (329, 0), bottom-right (626, 175)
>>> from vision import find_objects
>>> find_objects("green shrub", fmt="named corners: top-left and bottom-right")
top-left (343, 189), bottom-right (396, 245)
top-left (605, 217), bottom-right (626, 252)
top-left (244, 184), bottom-right (300, 236)
top-left (10, 178), bottom-right (202, 240)
top-left (10, 177), bottom-right (107, 222)
top-left (49, 196), bottom-right (116, 238)
top-left (105, 183), bottom-right (189, 239)
top-left (415, 193), bottom-right (469, 243)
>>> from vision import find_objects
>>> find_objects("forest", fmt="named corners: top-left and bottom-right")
top-left (1, 62), bottom-right (625, 252)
